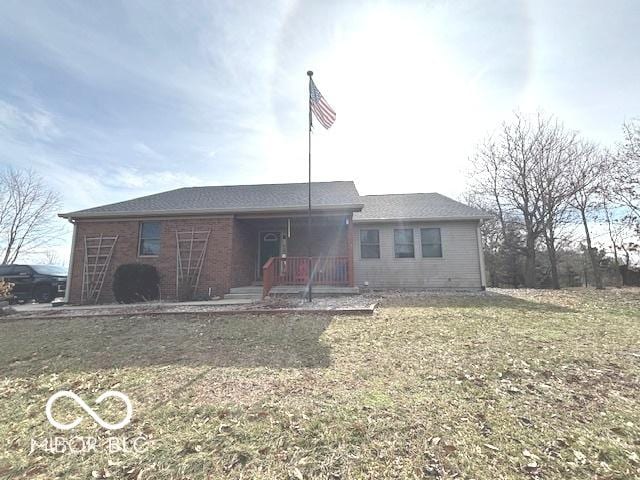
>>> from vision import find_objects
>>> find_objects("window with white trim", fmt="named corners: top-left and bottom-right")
top-left (421, 228), bottom-right (442, 257)
top-left (394, 228), bottom-right (414, 258)
top-left (360, 229), bottom-right (380, 259)
top-left (138, 221), bottom-right (161, 256)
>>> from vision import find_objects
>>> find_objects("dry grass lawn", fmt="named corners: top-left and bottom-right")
top-left (0, 289), bottom-right (639, 479)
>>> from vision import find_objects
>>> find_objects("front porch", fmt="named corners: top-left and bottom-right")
top-left (231, 214), bottom-right (355, 297)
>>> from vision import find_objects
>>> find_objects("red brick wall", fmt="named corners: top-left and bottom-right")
top-left (231, 219), bottom-right (256, 287)
top-left (68, 214), bottom-right (352, 304)
top-left (68, 216), bottom-right (234, 304)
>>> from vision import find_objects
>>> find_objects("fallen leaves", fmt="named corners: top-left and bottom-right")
top-left (573, 449), bottom-right (587, 464)
top-left (1, 288), bottom-right (640, 479)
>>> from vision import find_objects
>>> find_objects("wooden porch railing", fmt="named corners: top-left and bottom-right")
top-left (262, 257), bottom-right (276, 299)
top-left (262, 256), bottom-right (350, 297)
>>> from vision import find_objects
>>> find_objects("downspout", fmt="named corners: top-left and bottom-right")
top-left (64, 219), bottom-right (78, 304)
top-left (476, 220), bottom-right (487, 291)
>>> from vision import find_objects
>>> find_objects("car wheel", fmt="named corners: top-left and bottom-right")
top-left (33, 285), bottom-right (54, 303)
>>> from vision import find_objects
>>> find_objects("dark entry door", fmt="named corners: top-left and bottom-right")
top-left (259, 231), bottom-right (281, 278)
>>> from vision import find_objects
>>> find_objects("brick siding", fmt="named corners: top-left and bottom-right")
top-left (68, 213), bottom-right (354, 304)
top-left (231, 219), bottom-right (256, 288)
top-left (68, 216), bottom-right (235, 304)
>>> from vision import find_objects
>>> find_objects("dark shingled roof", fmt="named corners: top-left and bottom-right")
top-left (60, 181), bottom-right (363, 219)
top-left (353, 193), bottom-right (491, 222)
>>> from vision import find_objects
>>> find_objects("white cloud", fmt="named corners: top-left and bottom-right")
top-left (106, 166), bottom-right (202, 192)
top-left (133, 142), bottom-right (165, 161)
top-left (0, 100), bottom-right (61, 142)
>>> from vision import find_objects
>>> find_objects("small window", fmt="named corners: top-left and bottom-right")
top-left (394, 228), bottom-right (414, 258)
top-left (139, 221), bottom-right (161, 256)
top-left (421, 228), bottom-right (442, 257)
top-left (360, 229), bottom-right (380, 259)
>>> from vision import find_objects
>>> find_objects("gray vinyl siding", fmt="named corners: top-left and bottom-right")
top-left (353, 220), bottom-right (482, 288)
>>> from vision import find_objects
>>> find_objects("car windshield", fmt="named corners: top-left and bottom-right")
top-left (31, 265), bottom-right (68, 276)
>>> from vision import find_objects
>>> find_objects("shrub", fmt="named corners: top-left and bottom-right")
top-left (112, 263), bottom-right (160, 304)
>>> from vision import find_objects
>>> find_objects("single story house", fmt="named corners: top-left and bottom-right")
top-left (59, 181), bottom-right (490, 304)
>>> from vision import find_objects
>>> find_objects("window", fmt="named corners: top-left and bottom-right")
top-left (421, 228), bottom-right (442, 257)
top-left (394, 228), bottom-right (414, 258)
top-left (138, 221), bottom-right (161, 256)
top-left (360, 229), bottom-right (380, 259)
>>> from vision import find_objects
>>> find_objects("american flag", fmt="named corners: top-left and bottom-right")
top-left (309, 78), bottom-right (336, 129)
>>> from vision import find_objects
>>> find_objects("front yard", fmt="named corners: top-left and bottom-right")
top-left (0, 289), bottom-right (638, 479)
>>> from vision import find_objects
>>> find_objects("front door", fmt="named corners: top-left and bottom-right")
top-left (258, 231), bottom-right (281, 278)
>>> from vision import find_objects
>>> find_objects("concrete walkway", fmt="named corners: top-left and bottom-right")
top-left (11, 297), bottom-right (256, 314)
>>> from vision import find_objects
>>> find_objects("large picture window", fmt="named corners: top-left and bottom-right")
top-left (421, 228), bottom-right (442, 257)
top-left (360, 229), bottom-right (380, 259)
top-left (394, 228), bottom-right (414, 258)
top-left (138, 221), bottom-right (161, 256)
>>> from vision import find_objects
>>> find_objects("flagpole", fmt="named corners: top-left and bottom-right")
top-left (306, 70), bottom-right (313, 302)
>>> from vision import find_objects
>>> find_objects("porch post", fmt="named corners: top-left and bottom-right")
top-left (347, 214), bottom-right (354, 287)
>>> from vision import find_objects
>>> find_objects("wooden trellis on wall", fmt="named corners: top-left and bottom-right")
top-left (176, 228), bottom-right (211, 300)
top-left (82, 234), bottom-right (118, 304)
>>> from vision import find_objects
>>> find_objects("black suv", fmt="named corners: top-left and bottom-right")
top-left (0, 264), bottom-right (67, 303)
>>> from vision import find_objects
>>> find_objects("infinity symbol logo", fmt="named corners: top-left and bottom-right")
top-left (45, 390), bottom-right (133, 430)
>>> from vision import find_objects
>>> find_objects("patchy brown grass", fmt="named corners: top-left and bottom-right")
top-left (0, 288), bottom-right (639, 479)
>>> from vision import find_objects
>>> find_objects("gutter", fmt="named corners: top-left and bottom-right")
top-left (353, 215), bottom-right (493, 223)
top-left (59, 202), bottom-right (365, 220)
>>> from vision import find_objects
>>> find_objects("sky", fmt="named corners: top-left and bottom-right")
top-left (1, 0), bottom-right (639, 263)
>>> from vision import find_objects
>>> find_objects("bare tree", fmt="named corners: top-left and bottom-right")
top-left (603, 195), bottom-right (640, 284)
top-left (603, 195), bottom-right (620, 268)
top-left (567, 143), bottom-right (607, 289)
top-left (469, 112), bottom-right (585, 288)
top-left (43, 249), bottom-right (62, 265)
top-left (532, 119), bottom-right (581, 289)
top-left (615, 120), bottom-right (640, 222)
top-left (500, 113), bottom-right (549, 288)
top-left (469, 115), bottom-right (640, 289)
top-left (0, 168), bottom-right (61, 264)
top-left (599, 119), bottom-right (640, 284)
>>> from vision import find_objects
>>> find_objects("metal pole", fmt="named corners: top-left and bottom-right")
top-left (307, 70), bottom-right (313, 302)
